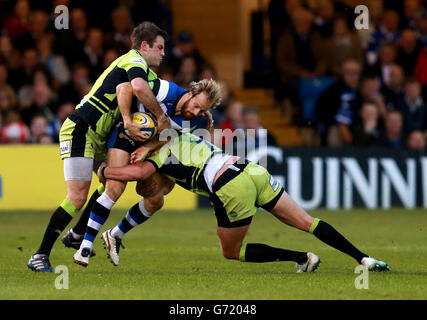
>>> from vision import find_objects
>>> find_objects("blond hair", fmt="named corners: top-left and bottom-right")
top-left (188, 78), bottom-right (222, 109)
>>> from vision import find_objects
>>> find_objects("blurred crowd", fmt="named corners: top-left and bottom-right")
top-left (269, 0), bottom-right (427, 151)
top-left (1, 0), bottom-right (426, 153)
top-left (0, 0), bottom-right (270, 153)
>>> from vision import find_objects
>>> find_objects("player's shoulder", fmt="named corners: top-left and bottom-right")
top-left (158, 79), bottom-right (186, 102)
top-left (118, 49), bottom-right (148, 69)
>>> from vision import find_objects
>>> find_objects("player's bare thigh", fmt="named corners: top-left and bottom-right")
top-left (269, 190), bottom-right (314, 232)
top-left (104, 148), bottom-right (131, 201)
top-left (216, 225), bottom-right (250, 260)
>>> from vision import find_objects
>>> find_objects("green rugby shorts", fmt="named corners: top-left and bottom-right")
top-left (209, 161), bottom-right (284, 228)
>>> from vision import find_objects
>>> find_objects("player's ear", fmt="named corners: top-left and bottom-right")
top-left (140, 40), bottom-right (149, 52)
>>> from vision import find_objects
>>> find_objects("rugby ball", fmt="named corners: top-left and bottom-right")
top-left (125, 112), bottom-right (158, 140)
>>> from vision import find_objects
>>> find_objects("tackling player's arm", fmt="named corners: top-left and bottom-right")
top-left (98, 161), bottom-right (157, 182)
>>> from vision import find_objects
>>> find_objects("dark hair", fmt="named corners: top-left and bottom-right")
top-left (131, 22), bottom-right (168, 49)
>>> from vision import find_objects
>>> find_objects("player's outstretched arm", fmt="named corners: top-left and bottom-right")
top-left (99, 161), bottom-right (157, 182)
top-left (117, 82), bottom-right (150, 142)
top-left (131, 77), bottom-right (170, 132)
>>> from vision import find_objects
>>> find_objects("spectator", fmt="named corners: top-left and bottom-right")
top-left (396, 29), bottom-right (422, 76)
top-left (351, 102), bottom-right (381, 146)
top-left (329, 15), bottom-right (364, 76)
top-left (29, 113), bottom-right (49, 143)
top-left (167, 31), bottom-right (206, 75)
top-left (315, 59), bottom-right (361, 145)
top-left (47, 101), bottom-right (74, 143)
top-left (277, 8), bottom-right (329, 83)
top-left (401, 0), bottom-right (422, 30)
top-left (235, 106), bottom-right (277, 155)
top-left (21, 81), bottom-right (57, 125)
top-left (381, 64), bottom-right (405, 110)
top-left (198, 64), bottom-right (217, 81)
top-left (212, 79), bottom-right (233, 126)
top-left (53, 8), bottom-right (88, 67)
top-left (406, 130), bottom-right (426, 151)
top-left (335, 75), bottom-right (387, 145)
top-left (366, 10), bottom-right (401, 65)
top-left (0, 35), bottom-right (21, 71)
top-left (275, 7), bottom-right (330, 110)
top-left (268, 0), bottom-right (303, 78)
top-left (313, 0), bottom-right (335, 38)
top-left (15, 10), bottom-right (49, 51)
top-left (36, 33), bottom-right (70, 88)
top-left (365, 40), bottom-right (397, 87)
top-left (174, 56), bottom-right (198, 90)
top-left (0, 110), bottom-right (30, 144)
top-left (397, 77), bottom-right (427, 134)
top-left (9, 48), bottom-right (38, 90)
top-left (58, 63), bottom-right (91, 105)
top-left (375, 110), bottom-right (406, 148)
top-left (105, 6), bottom-right (133, 55)
top-left (219, 100), bottom-right (244, 148)
top-left (1, 0), bottom-right (31, 41)
top-left (0, 84), bottom-right (17, 119)
top-left (83, 28), bottom-right (105, 81)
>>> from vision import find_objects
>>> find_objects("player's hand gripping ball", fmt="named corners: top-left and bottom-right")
top-left (125, 112), bottom-right (158, 140)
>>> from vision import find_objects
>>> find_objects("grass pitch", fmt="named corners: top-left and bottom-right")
top-left (0, 208), bottom-right (426, 300)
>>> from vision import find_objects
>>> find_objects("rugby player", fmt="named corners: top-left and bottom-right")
top-left (28, 22), bottom-right (170, 272)
top-left (72, 78), bottom-right (221, 267)
top-left (98, 133), bottom-right (390, 272)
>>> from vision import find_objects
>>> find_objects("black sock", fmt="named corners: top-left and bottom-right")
top-left (313, 220), bottom-right (368, 263)
top-left (72, 189), bottom-right (101, 235)
top-left (36, 207), bottom-right (73, 255)
top-left (243, 243), bottom-right (308, 263)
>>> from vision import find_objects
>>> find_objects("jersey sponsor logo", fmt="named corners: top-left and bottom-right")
top-left (270, 175), bottom-right (280, 191)
top-left (60, 140), bottom-right (71, 155)
top-left (130, 57), bottom-right (147, 67)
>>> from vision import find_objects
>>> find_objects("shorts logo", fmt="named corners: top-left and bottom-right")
top-left (270, 176), bottom-right (280, 191)
top-left (230, 211), bottom-right (238, 218)
top-left (60, 140), bottom-right (71, 155)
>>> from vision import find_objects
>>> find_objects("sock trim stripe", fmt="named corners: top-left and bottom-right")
top-left (89, 213), bottom-right (106, 225)
top-left (60, 199), bottom-right (79, 218)
top-left (309, 218), bottom-right (321, 234)
top-left (88, 218), bottom-right (103, 231)
top-left (239, 243), bottom-right (247, 262)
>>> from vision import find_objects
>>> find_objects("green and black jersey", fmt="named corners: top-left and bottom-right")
top-left (146, 133), bottom-right (222, 196)
top-left (73, 49), bottom-right (158, 139)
